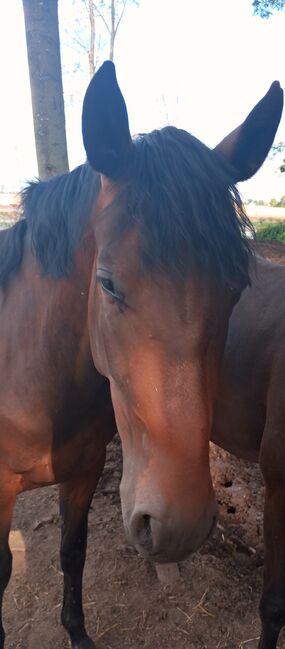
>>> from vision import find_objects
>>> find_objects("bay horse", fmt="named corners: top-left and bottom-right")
top-left (0, 60), bottom-right (281, 649)
top-left (212, 256), bottom-right (285, 649)
top-left (0, 164), bottom-right (117, 649)
top-left (83, 63), bottom-right (283, 649)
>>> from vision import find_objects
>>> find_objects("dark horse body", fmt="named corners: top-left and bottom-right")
top-left (0, 61), bottom-right (282, 649)
top-left (213, 256), bottom-right (285, 649)
top-left (0, 166), bottom-right (116, 649)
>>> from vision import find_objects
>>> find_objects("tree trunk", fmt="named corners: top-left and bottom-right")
top-left (22, 0), bottom-right (69, 178)
top-left (109, 0), bottom-right (115, 61)
top-left (88, 0), bottom-right (95, 77)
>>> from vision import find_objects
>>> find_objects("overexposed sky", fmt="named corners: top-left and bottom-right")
top-left (0, 0), bottom-right (285, 201)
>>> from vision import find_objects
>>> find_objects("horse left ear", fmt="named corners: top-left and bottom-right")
top-left (214, 81), bottom-right (283, 182)
top-left (82, 61), bottom-right (132, 178)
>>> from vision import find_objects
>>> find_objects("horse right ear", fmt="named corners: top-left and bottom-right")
top-left (214, 81), bottom-right (283, 183)
top-left (82, 61), bottom-right (132, 178)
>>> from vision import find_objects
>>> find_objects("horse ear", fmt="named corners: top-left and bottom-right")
top-left (82, 61), bottom-right (132, 178)
top-left (214, 81), bottom-right (283, 182)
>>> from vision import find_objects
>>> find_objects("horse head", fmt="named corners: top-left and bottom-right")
top-left (83, 62), bottom-right (283, 562)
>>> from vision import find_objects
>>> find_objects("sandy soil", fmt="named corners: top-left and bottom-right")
top-left (4, 240), bottom-right (285, 649)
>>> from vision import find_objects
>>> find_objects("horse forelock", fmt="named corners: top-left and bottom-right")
top-left (107, 126), bottom-right (253, 292)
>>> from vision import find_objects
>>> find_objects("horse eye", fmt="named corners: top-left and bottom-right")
top-left (97, 273), bottom-right (125, 305)
top-left (100, 277), bottom-right (116, 295)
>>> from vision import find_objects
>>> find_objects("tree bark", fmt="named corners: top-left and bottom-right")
top-left (109, 0), bottom-right (115, 61)
top-left (88, 0), bottom-right (96, 77)
top-left (22, 0), bottom-right (69, 178)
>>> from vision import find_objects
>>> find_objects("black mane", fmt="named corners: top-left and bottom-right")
top-left (120, 126), bottom-right (253, 291)
top-left (0, 127), bottom-right (252, 292)
top-left (0, 163), bottom-right (99, 287)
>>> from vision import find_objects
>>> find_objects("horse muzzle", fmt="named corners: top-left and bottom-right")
top-left (124, 500), bottom-right (218, 563)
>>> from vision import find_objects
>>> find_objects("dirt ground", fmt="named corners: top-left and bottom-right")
top-left (4, 240), bottom-right (285, 649)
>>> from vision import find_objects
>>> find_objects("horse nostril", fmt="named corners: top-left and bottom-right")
top-left (143, 514), bottom-right (152, 539)
top-left (129, 512), bottom-right (154, 553)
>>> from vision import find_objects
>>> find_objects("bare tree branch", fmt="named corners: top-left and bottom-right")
top-left (93, 2), bottom-right (111, 35)
top-left (66, 0), bottom-right (140, 80)
top-left (66, 30), bottom-right (89, 53)
top-left (114, 0), bottom-right (128, 36)
top-left (94, 34), bottom-right (101, 72)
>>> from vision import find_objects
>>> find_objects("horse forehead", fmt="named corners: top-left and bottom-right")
top-left (95, 178), bottom-right (122, 213)
top-left (96, 222), bottom-right (139, 270)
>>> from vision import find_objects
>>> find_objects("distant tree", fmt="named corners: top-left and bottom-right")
top-left (270, 142), bottom-right (285, 156)
top-left (253, 0), bottom-right (285, 17)
top-left (67, 0), bottom-right (139, 80)
top-left (277, 195), bottom-right (285, 207)
top-left (22, 0), bottom-right (69, 177)
top-left (66, 0), bottom-right (101, 78)
top-left (94, 0), bottom-right (139, 62)
top-left (270, 141), bottom-right (285, 173)
top-left (270, 198), bottom-right (278, 207)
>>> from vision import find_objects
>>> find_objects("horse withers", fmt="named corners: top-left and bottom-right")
top-left (82, 63), bottom-right (283, 648)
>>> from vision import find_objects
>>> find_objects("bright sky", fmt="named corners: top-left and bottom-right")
top-left (0, 0), bottom-right (285, 202)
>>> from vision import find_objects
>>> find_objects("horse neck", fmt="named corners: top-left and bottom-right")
top-left (45, 226), bottom-right (98, 387)
top-left (8, 223), bottom-right (104, 396)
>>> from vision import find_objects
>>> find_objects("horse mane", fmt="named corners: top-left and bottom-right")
top-left (0, 163), bottom-right (99, 287)
top-left (0, 128), bottom-right (253, 292)
top-left (117, 126), bottom-right (254, 292)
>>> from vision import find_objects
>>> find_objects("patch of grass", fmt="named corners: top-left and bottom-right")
top-left (0, 214), bottom-right (17, 230)
top-left (255, 221), bottom-right (285, 243)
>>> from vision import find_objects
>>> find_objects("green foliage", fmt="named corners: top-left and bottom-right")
top-left (0, 214), bottom-right (16, 230)
top-left (270, 141), bottom-right (285, 157)
top-left (266, 196), bottom-right (285, 207)
top-left (269, 142), bottom-right (285, 173)
top-left (248, 196), bottom-right (285, 207)
top-left (253, 0), bottom-right (285, 18)
top-left (255, 221), bottom-right (285, 242)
